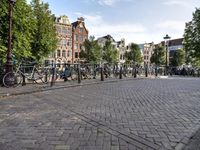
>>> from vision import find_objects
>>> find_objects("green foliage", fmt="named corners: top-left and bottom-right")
top-left (125, 43), bottom-right (143, 64)
top-left (31, 0), bottom-right (58, 61)
top-left (183, 8), bottom-right (200, 67)
top-left (150, 45), bottom-right (165, 66)
top-left (80, 36), bottom-right (101, 63)
top-left (0, 0), bottom-right (34, 63)
top-left (0, 0), bottom-right (58, 64)
top-left (102, 41), bottom-right (119, 64)
top-left (170, 49), bottom-right (185, 67)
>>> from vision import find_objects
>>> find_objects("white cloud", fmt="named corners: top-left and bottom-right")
top-left (84, 0), bottom-right (131, 6)
top-left (74, 13), bottom-right (185, 44)
top-left (74, 12), bottom-right (146, 43)
top-left (157, 20), bottom-right (185, 31)
top-left (98, 0), bottom-right (116, 6)
top-left (162, 0), bottom-right (189, 7)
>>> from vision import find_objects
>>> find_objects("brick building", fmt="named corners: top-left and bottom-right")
top-left (72, 17), bottom-right (89, 63)
top-left (139, 42), bottom-right (154, 67)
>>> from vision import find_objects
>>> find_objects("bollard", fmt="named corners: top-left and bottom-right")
top-left (45, 70), bottom-right (48, 83)
top-left (134, 67), bottom-right (137, 78)
top-left (155, 67), bottom-right (158, 77)
top-left (50, 67), bottom-right (55, 87)
top-left (119, 66), bottom-right (122, 79)
top-left (22, 73), bottom-right (26, 86)
top-left (78, 63), bottom-right (81, 84)
top-left (51, 60), bottom-right (56, 87)
top-left (100, 67), bottom-right (104, 81)
top-left (132, 66), bottom-right (134, 76)
top-left (64, 63), bottom-right (67, 82)
top-left (145, 65), bottom-right (148, 77)
top-left (93, 64), bottom-right (96, 79)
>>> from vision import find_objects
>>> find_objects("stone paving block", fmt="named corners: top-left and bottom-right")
top-left (55, 145), bottom-right (70, 150)
top-left (1, 78), bottom-right (200, 150)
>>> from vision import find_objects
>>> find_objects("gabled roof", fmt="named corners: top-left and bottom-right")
top-left (97, 34), bottom-right (116, 42)
top-left (72, 17), bottom-right (88, 33)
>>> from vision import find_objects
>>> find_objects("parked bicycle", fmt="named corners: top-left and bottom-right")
top-left (3, 61), bottom-right (50, 88)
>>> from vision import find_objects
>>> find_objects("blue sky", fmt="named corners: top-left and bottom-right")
top-left (29, 0), bottom-right (200, 44)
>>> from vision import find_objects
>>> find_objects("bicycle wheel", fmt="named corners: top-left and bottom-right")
top-left (70, 67), bottom-right (78, 80)
top-left (3, 72), bottom-right (22, 88)
top-left (40, 69), bottom-right (51, 83)
top-left (33, 70), bottom-right (45, 84)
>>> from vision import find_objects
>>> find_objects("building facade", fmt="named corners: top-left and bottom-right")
top-left (72, 17), bottom-right (88, 63)
top-left (140, 42), bottom-right (154, 67)
top-left (159, 38), bottom-right (183, 66)
top-left (45, 15), bottom-right (72, 66)
top-left (117, 39), bottom-right (126, 64)
top-left (97, 35), bottom-right (117, 64)
top-left (168, 38), bottom-right (183, 66)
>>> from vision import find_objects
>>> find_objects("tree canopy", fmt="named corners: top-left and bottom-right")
top-left (0, 0), bottom-right (57, 64)
top-left (170, 49), bottom-right (185, 67)
top-left (125, 43), bottom-right (143, 64)
top-left (102, 41), bottom-right (119, 64)
top-left (0, 0), bottom-right (34, 64)
top-left (150, 45), bottom-right (165, 66)
top-left (79, 36), bottom-right (101, 63)
top-left (31, 0), bottom-right (58, 61)
top-left (183, 8), bottom-right (200, 66)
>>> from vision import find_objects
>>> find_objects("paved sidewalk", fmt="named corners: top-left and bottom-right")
top-left (0, 76), bottom-right (144, 98)
top-left (0, 77), bottom-right (200, 150)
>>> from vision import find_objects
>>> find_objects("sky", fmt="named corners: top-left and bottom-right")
top-left (28, 0), bottom-right (200, 44)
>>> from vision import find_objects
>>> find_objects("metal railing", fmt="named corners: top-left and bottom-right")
top-left (1, 61), bottom-right (200, 87)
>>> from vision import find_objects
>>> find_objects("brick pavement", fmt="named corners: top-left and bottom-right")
top-left (0, 78), bottom-right (200, 150)
top-left (0, 75), bottom-right (143, 98)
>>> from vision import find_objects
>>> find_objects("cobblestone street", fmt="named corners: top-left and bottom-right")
top-left (0, 78), bottom-right (200, 150)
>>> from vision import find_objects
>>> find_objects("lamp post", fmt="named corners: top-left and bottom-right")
top-left (163, 34), bottom-right (171, 75)
top-left (5, 0), bottom-right (16, 73)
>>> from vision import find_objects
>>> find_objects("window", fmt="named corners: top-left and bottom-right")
top-left (80, 28), bottom-right (83, 33)
top-left (75, 43), bottom-right (78, 50)
top-left (75, 35), bottom-right (78, 41)
top-left (57, 50), bottom-right (61, 57)
top-left (67, 39), bottom-right (72, 46)
top-left (67, 50), bottom-right (71, 57)
top-left (56, 26), bottom-right (62, 34)
top-left (75, 52), bottom-right (78, 58)
top-left (64, 40), bottom-right (67, 46)
top-left (62, 28), bottom-right (67, 35)
top-left (63, 18), bottom-right (67, 24)
top-left (62, 50), bottom-right (66, 57)
top-left (79, 36), bottom-right (83, 42)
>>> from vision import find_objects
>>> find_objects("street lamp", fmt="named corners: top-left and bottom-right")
top-left (5, 0), bottom-right (16, 73)
top-left (163, 34), bottom-right (171, 75)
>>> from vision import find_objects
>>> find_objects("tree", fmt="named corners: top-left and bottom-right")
top-left (80, 36), bottom-right (101, 63)
top-left (183, 8), bottom-right (200, 66)
top-left (125, 43), bottom-right (143, 64)
top-left (150, 45), bottom-right (165, 66)
top-left (30, 0), bottom-right (58, 61)
top-left (0, 0), bottom-right (35, 64)
top-left (170, 49), bottom-right (185, 67)
top-left (102, 41), bottom-right (119, 64)
top-left (0, 0), bottom-right (58, 64)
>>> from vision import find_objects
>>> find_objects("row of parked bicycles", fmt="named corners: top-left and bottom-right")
top-left (1, 61), bottom-right (140, 88)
